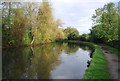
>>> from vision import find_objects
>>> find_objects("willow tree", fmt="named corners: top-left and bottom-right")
top-left (32, 0), bottom-right (64, 44)
top-left (23, 2), bottom-right (39, 45)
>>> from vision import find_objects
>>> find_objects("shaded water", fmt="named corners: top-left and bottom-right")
top-left (3, 42), bottom-right (92, 79)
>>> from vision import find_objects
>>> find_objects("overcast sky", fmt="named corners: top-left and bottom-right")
top-left (50, 0), bottom-right (120, 34)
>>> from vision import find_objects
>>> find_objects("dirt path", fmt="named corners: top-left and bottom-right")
top-left (100, 45), bottom-right (120, 80)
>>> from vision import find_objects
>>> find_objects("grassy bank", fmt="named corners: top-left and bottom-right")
top-left (83, 44), bottom-right (111, 80)
top-left (105, 45), bottom-right (120, 57)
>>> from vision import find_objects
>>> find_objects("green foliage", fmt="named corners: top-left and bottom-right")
top-left (90, 2), bottom-right (119, 44)
top-left (80, 34), bottom-right (90, 41)
top-left (64, 27), bottom-right (79, 40)
top-left (22, 28), bottom-right (32, 44)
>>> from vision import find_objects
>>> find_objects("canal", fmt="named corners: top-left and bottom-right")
top-left (3, 42), bottom-right (93, 79)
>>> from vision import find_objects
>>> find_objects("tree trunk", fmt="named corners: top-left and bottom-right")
top-left (31, 36), bottom-right (34, 45)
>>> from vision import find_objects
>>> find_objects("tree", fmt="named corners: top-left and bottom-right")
top-left (22, 2), bottom-right (39, 44)
top-left (12, 8), bottom-right (27, 45)
top-left (91, 2), bottom-right (119, 43)
top-left (32, 1), bottom-right (55, 44)
top-left (2, 2), bottom-right (24, 47)
top-left (80, 34), bottom-right (90, 41)
top-left (64, 27), bottom-right (79, 40)
top-left (33, 0), bottom-right (65, 44)
top-left (2, 1), bottom-right (65, 47)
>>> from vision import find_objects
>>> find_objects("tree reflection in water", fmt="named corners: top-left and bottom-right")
top-left (3, 42), bottom-right (92, 79)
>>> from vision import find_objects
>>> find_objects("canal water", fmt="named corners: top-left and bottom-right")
top-left (3, 42), bottom-right (92, 79)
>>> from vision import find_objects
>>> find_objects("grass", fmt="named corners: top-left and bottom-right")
top-left (83, 44), bottom-right (111, 80)
top-left (105, 45), bottom-right (120, 57)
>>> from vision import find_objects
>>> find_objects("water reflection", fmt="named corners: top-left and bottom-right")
top-left (3, 42), bottom-right (92, 79)
top-left (64, 43), bottom-right (79, 54)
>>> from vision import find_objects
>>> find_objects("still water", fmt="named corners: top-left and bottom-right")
top-left (3, 42), bottom-right (92, 79)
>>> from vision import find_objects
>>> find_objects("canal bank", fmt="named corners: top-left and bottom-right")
top-left (83, 44), bottom-right (111, 80)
